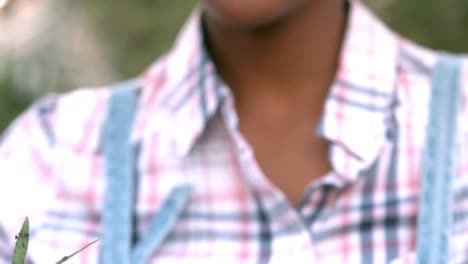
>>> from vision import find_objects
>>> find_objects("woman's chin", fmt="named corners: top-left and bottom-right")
top-left (202, 0), bottom-right (306, 29)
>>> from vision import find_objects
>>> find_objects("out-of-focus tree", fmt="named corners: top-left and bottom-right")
top-left (0, 0), bottom-right (117, 92)
top-left (0, 0), bottom-right (117, 130)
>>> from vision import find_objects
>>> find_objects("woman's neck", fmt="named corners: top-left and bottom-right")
top-left (204, 0), bottom-right (347, 101)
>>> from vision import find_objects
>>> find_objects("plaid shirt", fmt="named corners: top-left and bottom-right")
top-left (1, 1), bottom-right (468, 263)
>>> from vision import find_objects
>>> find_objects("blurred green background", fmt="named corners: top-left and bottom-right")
top-left (0, 0), bottom-right (467, 132)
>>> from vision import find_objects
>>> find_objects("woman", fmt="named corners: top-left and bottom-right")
top-left (1, 0), bottom-right (467, 263)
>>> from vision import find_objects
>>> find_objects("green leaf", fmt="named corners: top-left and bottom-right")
top-left (12, 217), bottom-right (29, 264)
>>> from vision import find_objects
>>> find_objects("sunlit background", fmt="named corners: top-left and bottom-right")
top-left (0, 0), bottom-right (467, 131)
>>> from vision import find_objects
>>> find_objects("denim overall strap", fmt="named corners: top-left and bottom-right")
top-left (416, 54), bottom-right (461, 264)
top-left (131, 185), bottom-right (192, 263)
top-left (101, 80), bottom-right (193, 264)
top-left (101, 80), bottom-right (139, 264)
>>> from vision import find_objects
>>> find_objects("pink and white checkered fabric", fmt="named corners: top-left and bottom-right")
top-left (2, 1), bottom-right (468, 263)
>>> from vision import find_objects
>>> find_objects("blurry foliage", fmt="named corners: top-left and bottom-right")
top-left (364, 0), bottom-right (468, 53)
top-left (0, 0), bottom-right (468, 132)
top-left (0, 66), bottom-right (33, 131)
top-left (80, 0), bottom-right (197, 78)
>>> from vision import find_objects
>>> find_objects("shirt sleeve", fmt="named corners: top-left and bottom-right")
top-left (0, 96), bottom-right (58, 263)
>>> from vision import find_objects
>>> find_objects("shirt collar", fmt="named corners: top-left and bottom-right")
top-left (136, 0), bottom-right (400, 174)
top-left (319, 0), bottom-right (399, 181)
top-left (135, 8), bottom-right (226, 157)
